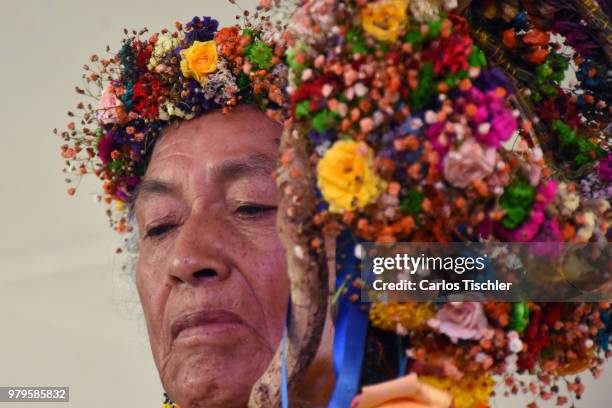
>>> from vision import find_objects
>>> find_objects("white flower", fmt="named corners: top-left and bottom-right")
top-left (505, 354), bottom-right (518, 373)
top-left (555, 182), bottom-right (580, 216)
top-left (576, 211), bottom-right (596, 241)
top-left (354, 82), bottom-right (368, 97)
top-left (410, 0), bottom-right (440, 22)
top-left (507, 331), bottom-right (523, 353)
top-left (159, 101), bottom-right (190, 120)
top-left (148, 33), bottom-right (183, 69)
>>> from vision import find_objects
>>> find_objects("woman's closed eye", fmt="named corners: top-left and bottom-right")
top-left (144, 222), bottom-right (178, 239)
top-left (234, 203), bottom-right (277, 219)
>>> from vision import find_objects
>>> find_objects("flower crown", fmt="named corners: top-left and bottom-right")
top-left (57, 12), bottom-right (288, 233)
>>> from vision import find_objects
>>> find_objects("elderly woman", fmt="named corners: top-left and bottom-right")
top-left (136, 106), bottom-right (288, 407)
top-left (59, 12), bottom-right (335, 408)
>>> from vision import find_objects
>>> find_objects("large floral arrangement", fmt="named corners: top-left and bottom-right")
top-left (56, 8), bottom-right (289, 234)
top-left (276, 0), bottom-right (611, 407)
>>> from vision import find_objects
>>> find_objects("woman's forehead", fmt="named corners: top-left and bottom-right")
top-left (148, 107), bottom-right (282, 173)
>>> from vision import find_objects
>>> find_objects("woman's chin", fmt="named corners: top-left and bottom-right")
top-left (163, 345), bottom-right (269, 408)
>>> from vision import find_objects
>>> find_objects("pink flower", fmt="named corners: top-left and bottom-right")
top-left (429, 302), bottom-right (490, 343)
top-left (443, 139), bottom-right (496, 188)
top-left (97, 86), bottom-right (124, 125)
top-left (467, 88), bottom-right (517, 148)
top-left (290, 0), bottom-right (337, 38)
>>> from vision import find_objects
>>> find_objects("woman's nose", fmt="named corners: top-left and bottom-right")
top-left (168, 211), bottom-right (232, 286)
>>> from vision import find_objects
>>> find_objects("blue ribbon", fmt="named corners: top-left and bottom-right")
top-left (328, 232), bottom-right (370, 408)
top-left (280, 232), bottom-right (370, 408)
top-left (398, 335), bottom-right (408, 377)
top-left (281, 325), bottom-right (289, 408)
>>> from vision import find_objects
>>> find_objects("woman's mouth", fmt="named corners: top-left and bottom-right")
top-left (170, 309), bottom-right (248, 344)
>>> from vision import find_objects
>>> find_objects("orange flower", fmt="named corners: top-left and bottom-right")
top-left (502, 28), bottom-right (516, 48)
top-left (215, 26), bottom-right (241, 60)
top-left (528, 47), bottom-right (549, 64)
top-left (523, 29), bottom-right (549, 46)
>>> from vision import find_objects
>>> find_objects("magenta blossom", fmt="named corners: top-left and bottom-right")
top-left (597, 154), bottom-right (612, 182)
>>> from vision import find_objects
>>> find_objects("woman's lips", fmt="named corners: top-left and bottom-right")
top-left (170, 309), bottom-right (247, 343)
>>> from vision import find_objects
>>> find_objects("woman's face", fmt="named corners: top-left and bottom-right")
top-left (134, 105), bottom-right (289, 408)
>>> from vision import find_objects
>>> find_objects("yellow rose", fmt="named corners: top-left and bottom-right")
top-left (317, 140), bottom-right (385, 213)
top-left (360, 0), bottom-right (409, 42)
top-left (179, 40), bottom-right (218, 85)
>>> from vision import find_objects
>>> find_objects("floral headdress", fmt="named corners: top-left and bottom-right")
top-left (57, 8), bottom-right (289, 234)
top-left (273, 0), bottom-right (612, 407)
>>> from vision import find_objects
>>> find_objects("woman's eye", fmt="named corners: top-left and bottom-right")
top-left (145, 223), bottom-right (176, 239)
top-left (235, 204), bottom-right (277, 218)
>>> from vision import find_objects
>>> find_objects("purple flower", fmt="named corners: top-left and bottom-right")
top-left (181, 78), bottom-right (219, 114)
top-left (185, 16), bottom-right (219, 45)
top-left (474, 68), bottom-right (512, 92)
top-left (597, 154), bottom-right (612, 182)
top-left (553, 20), bottom-right (601, 58)
top-left (309, 130), bottom-right (337, 145)
top-left (115, 176), bottom-right (142, 201)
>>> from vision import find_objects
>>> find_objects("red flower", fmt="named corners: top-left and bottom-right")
top-left (543, 303), bottom-right (562, 327)
top-left (431, 33), bottom-right (473, 75)
top-left (290, 76), bottom-right (333, 118)
top-left (134, 41), bottom-right (153, 70)
top-left (132, 75), bottom-right (165, 119)
top-left (450, 14), bottom-right (469, 35)
top-left (518, 309), bottom-right (551, 371)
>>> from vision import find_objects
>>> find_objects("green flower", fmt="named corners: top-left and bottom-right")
top-left (347, 29), bottom-right (367, 54)
top-left (400, 188), bottom-right (424, 215)
top-left (553, 119), bottom-right (604, 166)
top-left (500, 180), bottom-right (535, 229)
top-left (468, 45), bottom-right (487, 68)
top-left (404, 30), bottom-right (422, 44)
top-left (295, 101), bottom-right (311, 120)
top-left (510, 302), bottom-right (529, 333)
top-left (312, 109), bottom-right (339, 133)
top-left (410, 62), bottom-right (435, 110)
top-left (248, 41), bottom-right (274, 70)
top-left (108, 159), bottom-right (123, 173)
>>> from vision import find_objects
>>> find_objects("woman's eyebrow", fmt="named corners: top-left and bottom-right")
top-left (131, 155), bottom-right (275, 209)
top-left (210, 154), bottom-right (276, 183)
top-left (132, 179), bottom-right (177, 209)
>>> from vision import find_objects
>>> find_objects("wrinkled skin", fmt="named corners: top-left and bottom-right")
top-left (134, 105), bottom-right (290, 408)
